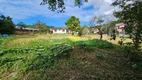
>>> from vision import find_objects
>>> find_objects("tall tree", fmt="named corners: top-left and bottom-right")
top-left (34, 21), bottom-right (49, 34)
top-left (17, 22), bottom-right (26, 28)
top-left (89, 16), bottom-right (97, 34)
top-left (40, 0), bottom-right (88, 12)
top-left (89, 16), bottom-right (104, 39)
top-left (0, 14), bottom-right (6, 20)
top-left (97, 17), bottom-right (104, 39)
top-left (112, 0), bottom-right (142, 49)
top-left (82, 25), bottom-right (89, 35)
top-left (65, 16), bottom-right (81, 35)
top-left (0, 14), bottom-right (15, 34)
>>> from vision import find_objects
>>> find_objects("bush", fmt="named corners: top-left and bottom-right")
top-left (28, 44), bottom-right (72, 71)
top-left (51, 38), bottom-right (73, 45)
top-left (0, 20), bottom-right (15, 34)
top-left (0, 38), bottom-right (3, 44)
top-left (75, 39), bottom-right (114, 49)
top-left (120, 46), bottom-right (134, 54)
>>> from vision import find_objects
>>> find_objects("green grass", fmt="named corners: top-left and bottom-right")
top-left (0, 35), bottom-right (141, 80)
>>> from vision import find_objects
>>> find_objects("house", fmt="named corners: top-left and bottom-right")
top-left (15, 28), bottom-right (39, 34)
top-left (115, 23), bottom-right (126, 36)
top-left (50, 28), bottom-right (68, 34)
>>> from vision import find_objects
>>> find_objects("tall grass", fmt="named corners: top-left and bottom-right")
top-left (0, 36), bottom-right (118, 79)
top-left (75, 39), bottom-right (114, 49)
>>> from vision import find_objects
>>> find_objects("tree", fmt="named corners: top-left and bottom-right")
top-left (112, 0), bottom-right (142, 49)
top-left (97, 17), bottom-right (104, 40)
top-left (65, 16), bottom-right (81, 35)
top-left (110, 29), bottom-right (116, 40)
top-left (89, 16), bottom-right (97, 34)
top-left (89, 16), bottom-right (104, 39)
top-left (82, 25), bottom-right (89, 35)
top-left (34, 21), bottom-right (49, 34)
top-left (0, 14), bottom-right (6, 20)
top-left (17, 22), bottom-right (26, 28)
top-left (40, 0), bottom-right (88, 13)
top-left (0, 14), bottom-right (15, 34)
top-left (78, 25), bottom-right (89, 36)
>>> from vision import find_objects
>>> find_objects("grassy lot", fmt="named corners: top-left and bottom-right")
top-left (0, 34), bottom-right (141, 80)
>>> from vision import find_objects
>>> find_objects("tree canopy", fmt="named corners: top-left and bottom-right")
top-left (89, 16), bottom-right (104, 39)
top-left (112, 0), bottom-right (142, 49)
top-left (65, 16), bottom-right (81, 34)
top-left (34, 21), bottom-right (50, 34)
top-left (17, 22), bottom-right (26, 28)
top-left (0, 14), bottom-right (15, 34)
top-left (41, 0), bottom-right (88, 12)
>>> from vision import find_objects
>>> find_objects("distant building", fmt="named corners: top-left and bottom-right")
top-left (115, 23), bottom-right (127, 36)
top-left (15, 27), bottom-right (39, 34)
top-left (50, 28), bottom-right (69, 34)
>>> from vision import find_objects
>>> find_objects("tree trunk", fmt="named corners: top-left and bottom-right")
top-left (98, 28), bottom-right (103, 40)
top-left (100, 34), bottom-right (102, 40)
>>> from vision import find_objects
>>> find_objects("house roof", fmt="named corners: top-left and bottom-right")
top-left (116, 23), bottom-right (126, 29)
top-left (50, 27), bottom-right (67, 30)
top-left (16, 27), bottom-right (39, 31)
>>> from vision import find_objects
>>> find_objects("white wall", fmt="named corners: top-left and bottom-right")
top-left (53, 29), bottom-right (67, 34)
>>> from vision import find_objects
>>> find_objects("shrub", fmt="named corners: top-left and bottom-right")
top-left (28, 44), bottom-right (72, 71)
top-left (0, 38), bottom-right (3, 45)
top-left (51, 38), bottom-right (73, 45)
top-left (75, 39), bottom-right (114, 49)
top-left (0, 19), bottom-right (15, 34)
top-left (49, 44), bottom-right (72, 57)
top-left (96, 53), bottom-right (105, 59)
top-left (120, 46), bottom-right (134, 54)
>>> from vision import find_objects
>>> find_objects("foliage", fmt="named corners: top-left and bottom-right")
top-left (17, 22), bottom-right (26, 28)
top-left (34, 21), bottom-right (50, 34)
top-left (89, 16), bottom-right (97, 27)
top-left (82, 25), bottom-right (89, 35)
top-left (49, 44), bottom-right (72, 57)
top-left (110, 29), bottom-right (116, 40)
top-left (121, 46), bottom-right (134, 54)
top-left (65, 16), bottom-right (81, 35)
top-left (90, 16), bottom-right (104, 39)
top-left (78, 25), bottom-right (89, 36)
top-left (75, 39), bottom-right (114, 49)
top-left (40, 0), bottom-right (88, 13)
top-left (51, 38), bottom-right (73, 45)
top-left (78, 29), bottom-right (82, 36)
top-left (0, 14), bottom-right (15, 34)
top-left (97, 17), bottom-right (104, 26)
top-left (0, 38), bottom-right (73, 73)
top-left (28, 44), bottom-right (72, 71)
top-left (96, 53), bottom-right (105, 59)
top-left (0, 38), bottom-right (3, 45)
top-left (0, 35), bottom-right (141, 79)
top-left (120, 46), bottom-right (142, 70)
top-left (102, 21), bottom-right (121, 35)
top-left (112, 0), bottom-right (142, 49)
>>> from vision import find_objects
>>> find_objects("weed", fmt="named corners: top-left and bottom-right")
top-left (96, 53), bottom-right (105, 59)
top-left (75, 39), bottom-right (114, 49)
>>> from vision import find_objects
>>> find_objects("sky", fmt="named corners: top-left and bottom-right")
top-left (0, 0), bottom-right (118, 27)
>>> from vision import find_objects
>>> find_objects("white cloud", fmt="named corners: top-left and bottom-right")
top-left (0, 0), bottom-right (118, 25)
top-left (0, 0), bottom-right (56, 19)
